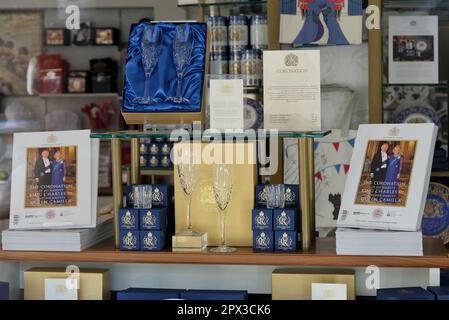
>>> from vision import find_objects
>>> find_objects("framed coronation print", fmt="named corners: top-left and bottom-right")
top-left (337, 124), bottom-right (438, 231)
top-left (10, 130), bottom-right (98, 229)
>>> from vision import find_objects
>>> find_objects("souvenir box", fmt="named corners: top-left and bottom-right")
top-left (117, 288), bottom-right (185, 300)
top-left (253, 230), bottom-right (274, 252)
top-left (67, 71), bottom-right (90, 93)
top-left (119, 229), bottom-right (140, 251)
top-left (272, 268), bottom-right (356, 300)
top-left (24, 267), bottom-right (110, 300)
top-left (90, 58), bottom-right (117, 93)
top-left (45, 28), bottom-right (70, 46)
top-left (174, 142), bottom-right (257, 246)
top-left (274, 231), bottom-right (298, 252)
top-left (180, 290), bottom-right (248, 300)
top-left (273, 208), bottom-right (298, 231)
top-left (140, 230), bottom-right (166, 251)
top-left (139, 208), bottom-right (167, 230)
top-left (122, 21), bottom-right (209, 124)
top-left (0, 282), bottom-right (8, 300)
top-left (252, 208), bottom-right (273, 230)
top-left (427, 286), bottom-right (449, 300)
top-left (118, 208), bottom-right (139, 230)
top-left (376, 287), bottom-right (435, 300)
top-left (38, 54), bottom-right (69, 94)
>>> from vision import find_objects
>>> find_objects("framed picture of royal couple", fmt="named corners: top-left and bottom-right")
top-left (10, 130), bottom-right (99, 229)
top-left (338, 124), bottom-right (438, 231)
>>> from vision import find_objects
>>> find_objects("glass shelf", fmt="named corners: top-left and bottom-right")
top-left (383, 0), bottom-right (449, 10)
top-left (91, 129), bottom-right (331, 140)
top-left (383, 82), bottom-right (448, 87)
top-left (178, 0), bottom-right (266, 8)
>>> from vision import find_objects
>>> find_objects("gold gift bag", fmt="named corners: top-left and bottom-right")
top-left (174, 141), bottom-right (257, 247)
top-left (272, 268), bottom-right (356, 300)
top-left (24, 267), bottom-right (110, 300)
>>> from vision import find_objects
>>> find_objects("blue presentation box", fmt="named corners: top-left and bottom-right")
top-left (274, 231), bottom-right (298, 253)
top-left (117, 288), bottom-right (184, 300)
top-left (118, 208), bottom-right (139, 230)
top-left (119, 230), bottom-right (140, 251)
top-left (125, 184), bottom-right (172, 208)
top-left (273, 208), bottom-right (298, 231)
top-left (376, 287), bottom-right (435, 300)
top-left (427, 286), bottom-right (449, 300)
top-left (252, 208), bottom-right (273, 230)
top-left (255, 184), bottom-right (299, 208)
top-left (181, 290), bottom-right (248, 300)
top-left (0, 282), bottom-right (9, 300)
top-left (139, 208), bottom-right (167, 230)
top-left (140, 230), bottom-right (166, 251)
top-left (253, 230), bottom-right (274, 252)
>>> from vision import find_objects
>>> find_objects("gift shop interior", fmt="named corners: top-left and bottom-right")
top-left (0, 0), bottom-right (449, 303)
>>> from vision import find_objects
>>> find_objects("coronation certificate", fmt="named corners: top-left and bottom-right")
top-left (263, 50), bottom-right (321, 131)
top-left (209, 79), bottom-right (244, 130)
top-left (337, 124), bottom-right (438, 231)
top-left (10, 130), bottom-right (98, 229)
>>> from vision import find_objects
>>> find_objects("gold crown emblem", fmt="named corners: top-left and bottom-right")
top-left (389, 127), bottom-right (400, 136)
top-left (284, 53), bottom-right (299, 67)
top-left (47, 134), bottom-right (57, 143)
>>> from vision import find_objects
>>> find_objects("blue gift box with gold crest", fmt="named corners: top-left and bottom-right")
top-left (180, 289), bottom-right (248, 300)
top-left (274, 231), bottom-right (298, 252)
top-left (427, 286), bottom-right (449, 300)
top-left (140, 230), bottom-right (166, 251)
top-left (125, 184), bottom-right (172, 208)
top-left (118, 208), bottom-right (139, 230)
top-left (376, 287), bottom-right (435, 300)
top-left (273, 208), bottom-right (298, 231)
top-left (253, 230), bottom-right (274, 252)
top-left (121, 21), bottom-right (207, 124)
top-left (119, 229), bottom-right (140, 251)
top-left (139, 208), bottom-right (167, 230)
top-left (252, 208), bottom-right (273, 230)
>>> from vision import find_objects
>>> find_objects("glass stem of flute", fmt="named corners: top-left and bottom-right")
top-left (186, 193), bottom-right (192, 231)
top-left (220, 210), bottom-right (226, 247)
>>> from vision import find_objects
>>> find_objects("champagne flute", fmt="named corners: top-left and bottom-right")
top-left (177, 145), bottom-right (199, 235)
top-left (211, 164), bottom-right (236, 253)
top-left (133, 24), bottom-right (162, 105)
top-left (166, 24), bottom-right (194, 104)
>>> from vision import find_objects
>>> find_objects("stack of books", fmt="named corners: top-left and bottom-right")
top-left (336, 124), bottom-right (438, 256)
top-left (1, 214), bottom-right (113, 252)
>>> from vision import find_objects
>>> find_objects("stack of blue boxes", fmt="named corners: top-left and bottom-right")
top-left (377, 286), bottom-right (449, 300)
top-left (252, 184), bottom-right (300, 253)
top-left (0, 282), bottom-right (9, 300)
top-left (139, 138), bottom-right (173, 169)
top-left (117, 288), bottom-right (248, 300)
top-left (119, 184), bottom-right (173, 251)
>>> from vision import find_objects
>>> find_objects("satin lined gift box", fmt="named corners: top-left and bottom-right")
top-left (122, 22), bottom-right (209, 124)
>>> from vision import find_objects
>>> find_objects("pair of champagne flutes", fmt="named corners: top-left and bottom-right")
top-left (177, 148), bottom-right (235, 253)
top-left (132, 185), bottom-right (152, 209)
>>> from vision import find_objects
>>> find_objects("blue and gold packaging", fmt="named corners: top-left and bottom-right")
top-left (140, 230), bottom-right (166, 251)
top-left (125, 185), bottom-right (135, 208)
top-left (148, 155), bottom-right (159, 168)
top-left (253, 230), bottom-right (274, 252)
top-left (255, 184), bottom-right (269, 207)
top-left (427, 286), bottom-right (449, 300)
top-left (119, 230), bottom-right (140, 251)
top-left (139, 208), bottom-right (167, 230)
top-left (152, 184), bottom-right (171, 208)
top-left (117, 288), bottom-right (184, 300)
top-left (0, 282), bottom-right (9, 300)
top-left (159, 142), bottom-right (172, 156)
top-left (377, 287), bottom-right (435, 300)
top-left (252, 208), bottom-right (273, 230)
top-left (159, 155), bottom-right (173, 168)
top-left (284, 184), bottom-right (299, 207)
top-left (274, 231), bottom-right (298, 252)
top-left (273, 208), bottom-right (298, 231)
top-left (118, 208), bottom-right (139, 230)
top-left (148, 142), bottom-right (160, 155)
top-left (181, 290), bottom-right (248, 300)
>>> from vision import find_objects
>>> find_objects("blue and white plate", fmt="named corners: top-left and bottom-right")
top-left (394, 103), bottom-right (442, 137)
top-left (422, 182), bottom-right (449, 244)
top-left (244, 97), bottom-right (263, 130)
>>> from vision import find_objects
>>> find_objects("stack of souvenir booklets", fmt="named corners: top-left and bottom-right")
top-left (336, 124), bottom-right (438, 256)
top-left (2, 214), bottom-right (113, 252)
top-left (1, 130), bottom-right (107, 252)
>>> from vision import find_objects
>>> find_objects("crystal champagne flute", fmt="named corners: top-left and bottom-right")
top-left (211, 164), bottom-right (236, 253)
top-left (133, 24), bottom-right (162, 105)
top-left (166, 24), bottom-right (194, 104)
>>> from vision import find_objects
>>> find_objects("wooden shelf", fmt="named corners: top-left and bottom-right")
top-left (141, 169), bottom-right (173, 176)
top-left (0, 238), bottom-right (448, 268)
top-left (39, 93), bottom-right (119, 98)
top-left (431, 171), bottom-right (449, 178)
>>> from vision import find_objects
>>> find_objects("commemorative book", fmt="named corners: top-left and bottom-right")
top-left (10, 130), bottom-right (99, 229)
top-left (337, 124), bottom-right (438, 231)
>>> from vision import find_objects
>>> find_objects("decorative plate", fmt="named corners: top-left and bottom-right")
top-left (244, 97), bottom-right (263, 130)
top-left (422, 182), bottom-right (449, 244)
top-left (396, 86), bottom-right (430, 104)
top-left (394, 103), bottom-right (442, 137)
top-left (416, 40), bottom-right (428, 52)
top-left (383, 86), bottom-right (396, 108)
